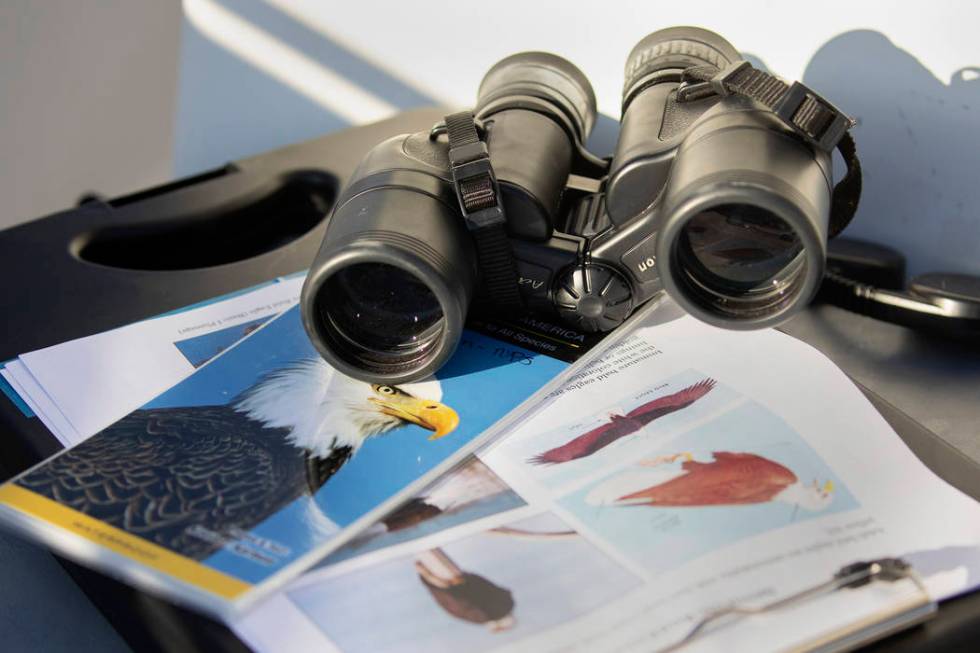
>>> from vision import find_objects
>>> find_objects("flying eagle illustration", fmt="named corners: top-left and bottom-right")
top-left (415, 548), bottom-right (516, 632)
top-left (529, 379), bottom-right (716, 465)
top-left (585, 451), bottom-right (834, 512)
top-left (16, 358), bottom-right (459, 560)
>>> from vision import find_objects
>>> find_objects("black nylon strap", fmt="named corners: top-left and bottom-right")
top-left (443, 111), bottom-right (524, 311)
top-left (445, 111), bottom-right (480, 146)
top-left (829, 132), bottom-right (861, 238)
top-left (680, 62), bottom-right (861, 237)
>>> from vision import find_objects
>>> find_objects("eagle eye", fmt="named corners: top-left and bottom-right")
top-left (377, 385), bottom-right (396, 395)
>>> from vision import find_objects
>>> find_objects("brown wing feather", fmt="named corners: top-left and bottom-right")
top-left (619, 452), bottom-right (797, 506)
top-left (625, 379), bottom-right (717, 426)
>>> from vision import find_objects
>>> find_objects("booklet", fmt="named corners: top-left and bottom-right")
top-left (230, 312), bottom-right (980, 653)
top-left (0, 300), bottom-right (653, 618)
top-left (0, 273), bottom-right (305, 446)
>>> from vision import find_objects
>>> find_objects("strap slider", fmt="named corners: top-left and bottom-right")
top-left (774, 81), bottom-right (856, 152)
top-left (449, 145), bottom-right (505, 231)
top-left (710, 60), bottom-right (752, 97)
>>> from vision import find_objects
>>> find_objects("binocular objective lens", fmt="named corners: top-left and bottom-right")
top-left (320, 263), bottom-right (445, 369)
top-left (677, 204), bottom-right (804, 296)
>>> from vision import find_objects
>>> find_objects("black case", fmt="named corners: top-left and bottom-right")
top-left (0, 108), bottom-right (977, 652)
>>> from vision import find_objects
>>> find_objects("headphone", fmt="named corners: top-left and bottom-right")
top-left (819, 237), bottom-right (980, 337)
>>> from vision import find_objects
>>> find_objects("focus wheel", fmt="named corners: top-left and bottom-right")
top-left (554, 263), bottom-right (633, 333)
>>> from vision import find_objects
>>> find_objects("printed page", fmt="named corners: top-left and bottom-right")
top-left (14, 275), bottom-right (304, 444)
top-left (2, 360), bottom-right (77, 443)
top-left (232, 311), bottom-right (980, 653)
top-left (0, 302), bottom-right (631, 618)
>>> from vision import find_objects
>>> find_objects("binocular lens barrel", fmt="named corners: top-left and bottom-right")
top-left (300, 165), bottom-right (476, 384)
top-left (672, 204), bottom-right (809, 318)
top-left (477, 51), bottom-right (597, 145)
top-left (654, 106), bottom-right (831, 327)
top-left (623, 27), bottom-right (832, 328)
top-left (302, 52), bottom-right (596, 383)
top-left (319, 262), bottom-right (446, 369)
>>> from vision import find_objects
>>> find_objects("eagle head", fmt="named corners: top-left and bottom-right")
top-left (232, 358), bottom-right (459, 458)
top-left (779, 479), bottom-right (835, 512)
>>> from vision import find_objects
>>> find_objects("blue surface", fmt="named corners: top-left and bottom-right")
top-left (173, 316), bottom-right (272, 367)
top-left (0, 531), bottom-right (129, 652)
top-left (0, 361), bottom-right (34, 418)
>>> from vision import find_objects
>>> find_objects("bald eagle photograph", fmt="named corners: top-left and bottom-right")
top-left (17, 357), bottom-right (458, 561)
top-left (8, 306), bottom-right (568, 585)
top-left (559, 401), bottom-right (859, 575)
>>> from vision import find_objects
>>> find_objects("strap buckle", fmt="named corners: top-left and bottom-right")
top-left (773, 81), bottom-right (855, 152)
top-left (448, 140), bottom-right (506, 231)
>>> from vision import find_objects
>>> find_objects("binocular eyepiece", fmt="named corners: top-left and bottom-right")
top-left (301, 27), bottom-right (848, 384)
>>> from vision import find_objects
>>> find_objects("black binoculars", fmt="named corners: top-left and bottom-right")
top-left (300, 26), bottom-right (857, 383)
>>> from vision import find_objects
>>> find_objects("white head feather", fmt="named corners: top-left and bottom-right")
top-left (232, 357), bottom-right (444, 458)
top-left (775, 480), bottom-right (835, 512)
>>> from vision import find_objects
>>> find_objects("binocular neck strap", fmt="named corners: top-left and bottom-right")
top-left (443, 111), bottom-right (525, 313)
top-left (679, 62), bottom-right (862, 239)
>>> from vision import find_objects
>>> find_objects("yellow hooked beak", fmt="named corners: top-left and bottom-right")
top-left (822, 480), bottom-right (834, 495)
top-left (372, 395), bottom-right (460, 440)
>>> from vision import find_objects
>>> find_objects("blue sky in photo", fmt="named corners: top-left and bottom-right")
top-left (172, 316), bottom-right (272, 367)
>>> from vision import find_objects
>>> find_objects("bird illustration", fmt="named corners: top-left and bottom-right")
top-left (585, 451), bottom-right (834, 512)
top-left (529, 379), bottom-right (716, 465)
top-left (16, 358), bottom-right (459, 560)
top-left (415, 548), bottom-right (516, 632)
top-left (380, 458), bottom-right (512, 532)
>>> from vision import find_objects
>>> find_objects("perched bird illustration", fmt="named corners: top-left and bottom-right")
top-left (415, 548), bottom-right (516, 632)
top-left (585, 451), bottom-right (834, 512)
top-left (17, 358), bottom-right (459, 560)
top-left (529, 379), bottom-right (716, 465)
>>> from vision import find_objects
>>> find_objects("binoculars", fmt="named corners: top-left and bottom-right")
top-left (300, 27), bottom-right (856, 383)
